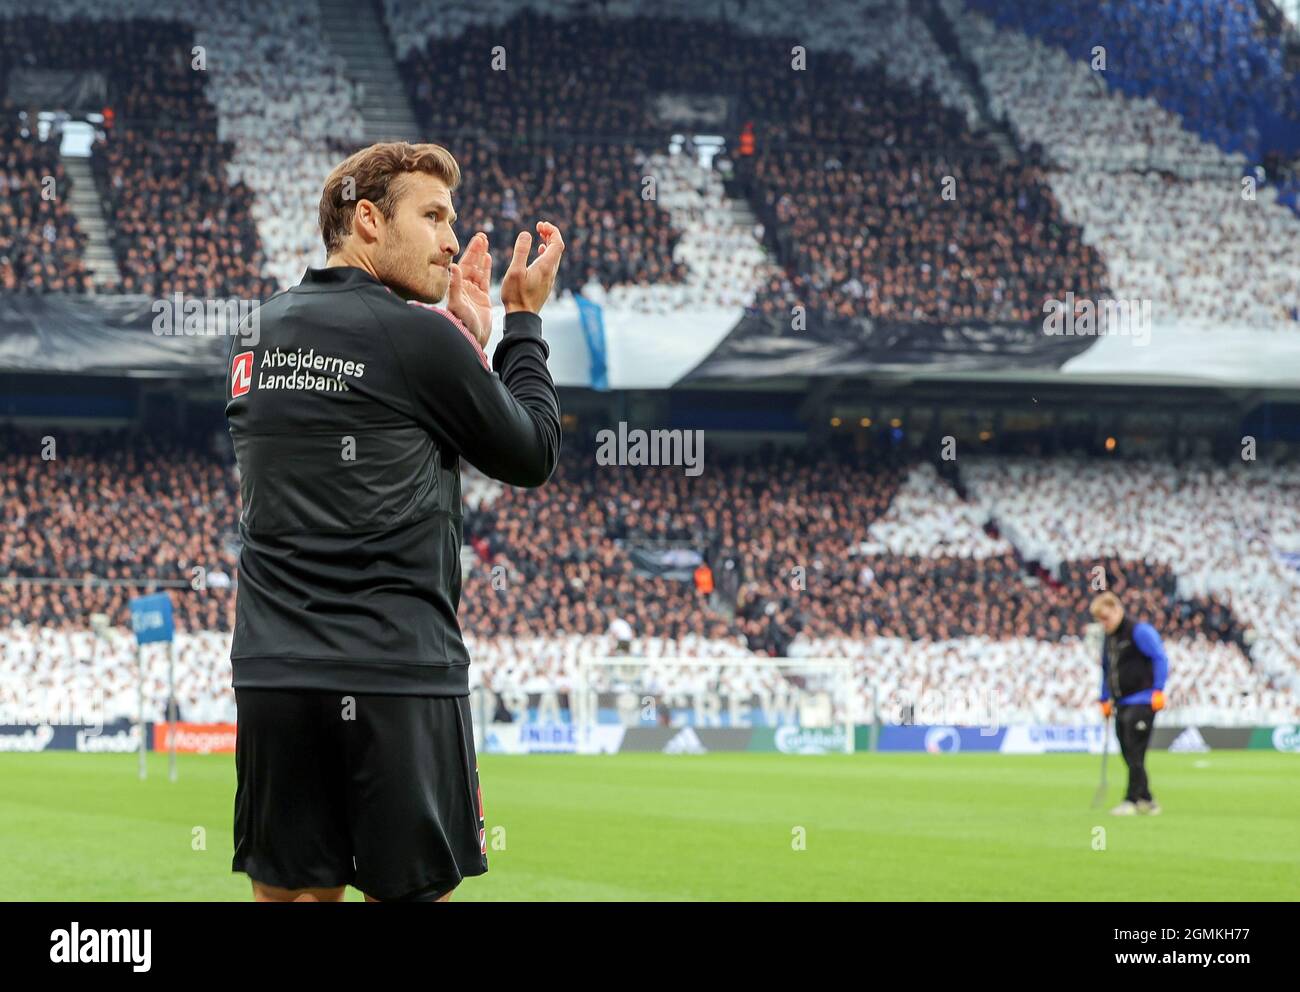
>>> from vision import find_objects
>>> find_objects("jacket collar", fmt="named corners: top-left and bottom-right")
top-left (294, 266), bottom-right (387, 291)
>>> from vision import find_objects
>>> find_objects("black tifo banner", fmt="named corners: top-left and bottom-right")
top-left (0, 293), bottom-right (232, 374)
top-left (684, 311), bottom-right (1093, 380)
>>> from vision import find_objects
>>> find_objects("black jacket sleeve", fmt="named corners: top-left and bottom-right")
top-left (382, 305), bottom-right (562, 487)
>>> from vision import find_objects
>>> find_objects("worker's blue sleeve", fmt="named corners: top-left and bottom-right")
top-left (1099, 644), bottom-right (1111, 702)
top-left (1133, 622), bottom-right (1168, 691)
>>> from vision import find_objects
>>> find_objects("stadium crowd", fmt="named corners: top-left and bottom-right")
top-left (0, 429), bottom-right (239, 634)
top-left (951, 0), bottom-right (1300, 330)
top-left (963, 457), bottom-right (1300, 689)
top-left (965, 0), bottom-right (1300, 161)
top-left (12, 0), bottom-right (1298, 337)
top-left (383, 0), bottom-right (980, 126)
top-left (587, 147), bottom-right (779, 315)
top-left (2, 428), bottom-right (1293, 727)
top-left (743, 145), bottom-right (1108, 324)
top-left (1, 2), bottom-right (363, 297)
top-left (0, 104), bottom-right (91, 292)
top-left (390, 4), bottom-right (1105, 326)
top-left (2, 1), bottom-right (1299, 731)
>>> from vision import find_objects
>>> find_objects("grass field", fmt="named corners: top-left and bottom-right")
top-left (2, 751), bottom-right (1296, 900)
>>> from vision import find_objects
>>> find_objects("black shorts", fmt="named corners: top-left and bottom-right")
top-left (232, 688), bottom-right (487, 901)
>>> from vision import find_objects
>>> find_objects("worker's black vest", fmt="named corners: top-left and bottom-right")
top-left (1105, 616), bottom-right (1154, 700)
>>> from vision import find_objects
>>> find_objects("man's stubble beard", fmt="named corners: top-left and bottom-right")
top-left (376, 229), bottom-right (447, 305)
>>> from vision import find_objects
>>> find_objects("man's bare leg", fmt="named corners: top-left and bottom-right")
top-left (252, 880), bottom-right (346, 902)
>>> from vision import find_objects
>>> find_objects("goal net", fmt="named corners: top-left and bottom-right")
top-left (571, 656), bottom-right (857, 754)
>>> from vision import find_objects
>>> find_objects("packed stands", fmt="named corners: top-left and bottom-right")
top-left (2, 428), bottom-right (1293, 727)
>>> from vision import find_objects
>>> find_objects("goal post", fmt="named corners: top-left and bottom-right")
top-left (571, 656), bottom-right (858, 754)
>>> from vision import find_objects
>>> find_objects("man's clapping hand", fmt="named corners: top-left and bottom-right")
top-left (446, 231), bottom-right (493, 348)
top-left (500, 222), bottom-right (565, 315)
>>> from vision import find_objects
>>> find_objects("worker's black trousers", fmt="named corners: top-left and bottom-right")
top-left (1116, 703), bottom-right (1156, 803)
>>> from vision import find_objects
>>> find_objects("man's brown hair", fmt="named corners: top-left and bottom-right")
top-left (319, 141), bottom-right (461, 255)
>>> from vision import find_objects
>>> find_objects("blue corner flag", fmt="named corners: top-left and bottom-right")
top-left (129, 593), bottom-right (175, 645)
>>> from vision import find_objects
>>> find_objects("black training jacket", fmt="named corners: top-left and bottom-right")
top-left (225, 265), bottom-right (560, 695)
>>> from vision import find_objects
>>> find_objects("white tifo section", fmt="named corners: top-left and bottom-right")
top-left (0, 0), bottom-right (366, 293)
top-left (9, 620), bottom-right (1292, 730)
top-left (962, 458), bottom-right (1300, 687)
top-left (460, 462), bottom-right (507, 511)
top-left (0, 629), bottom-right (237, 725)
top-left (597, 150), bottom-right (779, 315)
top-left (1058, 321), bottom-right (1300, 385)
top-left (229, 141), bottom-right (349, 292)
top-left (949, 1), bottom-right (1300, 361)
top-left (1048, 173), bottom-right (1300, 332)
top-left (381, 0), bottom-right (980, 125)
top-left (947, 0), bottom-right (1242, 179)
top-left (0, 629), bottom-right (754, 726)
top-left (856, 462), bottom-right (1012, 559)
top-left (467, 635), bottom-right (754, 697)
top-left (485, 295), bottom-right (735, 390)
top-left (481, 146), bottom-right (772, 387)
top-left (789, 636), bottom-right (1292, 727)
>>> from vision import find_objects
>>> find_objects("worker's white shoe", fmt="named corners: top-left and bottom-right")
top-left (1137, 800), bottom-right (1162, 816)
top-left (1110, 801), bottom-right (1138, 816)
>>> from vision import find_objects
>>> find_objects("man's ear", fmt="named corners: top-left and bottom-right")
top-left (353, 199), bottom-right (384, 244)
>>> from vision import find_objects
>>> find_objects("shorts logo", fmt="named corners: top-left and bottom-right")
top-left (476, 767), bottom-right (486, 856)
top-left (231, 351), bottom-right (254, 397)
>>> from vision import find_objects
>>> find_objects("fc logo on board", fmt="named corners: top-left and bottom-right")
top-left (231, 351), bottom-right (254, 397)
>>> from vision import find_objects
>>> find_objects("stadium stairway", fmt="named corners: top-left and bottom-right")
top-left (915, 0), bottom-right (1019, 163)
top-left (317, 0), bottom-right (423, 143)
top-left (61, 157), bottom-right (120, 292)
top-left (728, 199), bottom-right (759, 229)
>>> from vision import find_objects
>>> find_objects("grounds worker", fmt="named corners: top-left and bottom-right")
top-left (1090, 591), bottom-right (1168, 816)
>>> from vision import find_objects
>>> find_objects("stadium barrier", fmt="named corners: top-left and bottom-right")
top-left (878, 726), bottom-right (1007, 752)
top-left (0, 721), bottom-right (142, 753)
top-left (152, 723), bottom-right (237, 754)
top-left (477, 722), bottom-right (1300, 754)
top-left (0, 721), bottom-right (234, 753)
top-left (1249, 725), bottom-right (1300, 751)
top-left (5, 722), bottom-right (1294, 754)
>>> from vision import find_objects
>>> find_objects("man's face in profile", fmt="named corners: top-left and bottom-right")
top-left (373, 172), bottom-right (460, 305)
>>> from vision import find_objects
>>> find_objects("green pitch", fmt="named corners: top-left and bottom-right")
top-left (2, 751), bottom-right (1296, 900)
